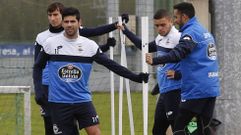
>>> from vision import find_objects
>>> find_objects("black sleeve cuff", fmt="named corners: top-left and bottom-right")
top-left (152, 57), bottom-right (165, 65)
top-left (99, 44), bottom-right (109, 52)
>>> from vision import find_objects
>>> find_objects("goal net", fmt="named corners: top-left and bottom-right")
top-left (0, 86), bottom-right (31, 135)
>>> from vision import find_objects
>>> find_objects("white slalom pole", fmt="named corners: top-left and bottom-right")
top-left (125, 78), bottom-right (135, 135)
top-left (118, 17), bottom-right (124, 135)
top-left (120, 21), bottom-right (135, 135)
top-left (118, 77), bottom-right (123, 135)
top-left (141, 17), bottom-right (149, 135)
top-left (118, 17), bottom-right (135, 135)
top-left (109, 17), bottom-right (115, 135)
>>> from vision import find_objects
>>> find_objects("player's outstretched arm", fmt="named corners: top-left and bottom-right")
top-left (79, 14), bottom-right (130, 37)
top-left (119, 25), bottom-right (157, 52)
top-left (145, 37), bottom-right (196, 65)
top-left (99, 37), bottom-right (116, 52)
top-left (93, 50), bottom-right (149, 83)
top-left (79, 22), bottom-right (117, 37)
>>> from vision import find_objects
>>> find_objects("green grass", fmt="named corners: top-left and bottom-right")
top-left (0, 94), bottom-right (25, 135)
top-left (0, 92), bottom-right (157, 135)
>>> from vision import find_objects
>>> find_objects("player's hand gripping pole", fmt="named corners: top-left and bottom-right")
top-left (118, 16), bottom-right (135, 135)
top-left (141, 16), bottom-right (149, 135)
top-left (109, 17), bottom-right (115, 135)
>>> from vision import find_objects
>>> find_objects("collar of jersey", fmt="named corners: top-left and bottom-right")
top-left (179, 17), bottom-right (197, 32)
top-left (49, 25), bottom-right (64, 33)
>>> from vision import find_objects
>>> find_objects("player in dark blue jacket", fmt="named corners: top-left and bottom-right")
top-left (146, 2), bottom-right (220, 135)
top-left (34, 2), bottom-right (121, 135)
top-left (33, 7), bottom-right (148, 135)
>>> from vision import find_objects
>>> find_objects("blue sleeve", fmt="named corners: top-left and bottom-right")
top-left (93, 49), bottom-right (142, 83)
top-left (79, 22), bottom-right (117, 37)
top-left (34, 42), bottom-right (42, 61)
top-left (33, 50), bottom-right (49, 102)
top-left (122, 26), bottom-right (157, 52)
top-left (152, 36), bottom-right (196, 65)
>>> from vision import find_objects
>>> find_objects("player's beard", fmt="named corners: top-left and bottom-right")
top-left (179, 17), bottom-right (185, 29)
top-left (65, 28), bottom-right (77, 37)
top-left (178, 22), bottom-right (185, 29)
top-left (160, 24), bottom-right (172, 36)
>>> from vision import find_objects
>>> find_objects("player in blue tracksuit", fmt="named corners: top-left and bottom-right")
top-left (146, 2), bottom-right (220, 135)
top-left (34, 2), bottom-right (120, 135)
top-left (119, 9), bottom-right (181, 134)
top-left (33, 7), bottom-right (149, 135)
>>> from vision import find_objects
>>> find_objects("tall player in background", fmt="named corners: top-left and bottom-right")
top-left (118, 9), bottom-right (181, 134)
top-left (34, 2), bottom-right (121, 135)
top-left (33, 7), bottom-right (149, 135)
top-left (146, 2), bottom-right (220, 135)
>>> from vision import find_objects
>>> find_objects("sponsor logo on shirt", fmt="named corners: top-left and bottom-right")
top-left (204, 32), bottom-right (212, 39)
top-left (58, 64), bottom-right (82, 82)
top-left (207, 43), bottom-right (217, 60)
top-left (208, 72), bottom-right (219, 78)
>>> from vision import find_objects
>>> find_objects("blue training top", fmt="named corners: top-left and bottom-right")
top-left (179, 17), bottom-right (220, 100)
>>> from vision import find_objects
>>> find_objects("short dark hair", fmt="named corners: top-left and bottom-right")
top-left (62, 7), bottom-right (81, 21)
top-left (153, 9), bottom-right (172, 20)
top-left (47, 2), bottom-right (64, 14)
top-left (174, 2), bottom-right (195, 18)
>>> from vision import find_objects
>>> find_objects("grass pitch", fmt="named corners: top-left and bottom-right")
top-left (0, 92), bottom-right (157, 135)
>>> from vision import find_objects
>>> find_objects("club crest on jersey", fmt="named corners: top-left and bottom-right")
top-left (58, 64), bottom-right (82, 82)
top-left (78, 45), bottom-right (83, 52)
top-left (55, 45), bottom-right (63, 54)
top-left (207, 43), bottom-right (217, 60)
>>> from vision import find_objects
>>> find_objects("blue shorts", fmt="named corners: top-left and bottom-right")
top-left (50, 101), bottom-right (99, 135)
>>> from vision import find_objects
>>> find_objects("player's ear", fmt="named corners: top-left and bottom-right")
top-left (79, 19), bottom-right (82, 26)
top-left (77, 19), bottom-right (81, 28)
top-left (79, 21), bottom-right (82, 27)
top-left (168, 17), bottom-right (173, 25)
top-left (78, 21), bottom-right (81, 27)
top-left (182, 14), bottom-right (189, 22)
